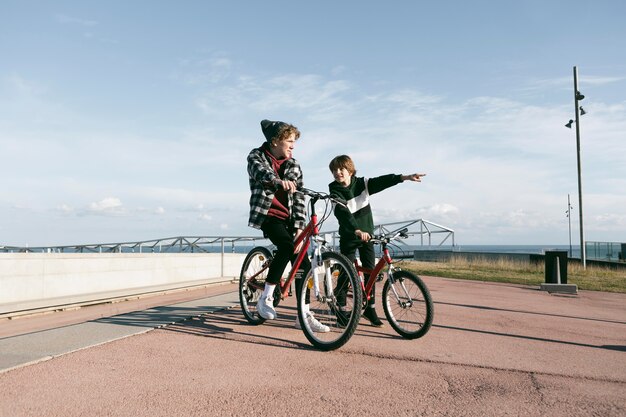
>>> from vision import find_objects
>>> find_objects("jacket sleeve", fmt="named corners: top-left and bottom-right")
top-left (247, 148), bottom-right (279, 189)
top-left (367, 174), bottom-right (402, 195)
top-left (287, 159), bottom-right (306, 230)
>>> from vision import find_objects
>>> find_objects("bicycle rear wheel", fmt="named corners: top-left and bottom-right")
top-left (382, 270), bottom-right (434, 339)
top-left (239, 246), bottom-right (273, 325)
top-left (297, 251), bottom-right (362, 351)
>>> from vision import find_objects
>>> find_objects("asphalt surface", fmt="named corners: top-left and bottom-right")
top-left (1, 276), bottom-right (625, 416)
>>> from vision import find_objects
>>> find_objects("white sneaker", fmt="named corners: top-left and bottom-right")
top-left (295, 312), bottom-right (330, 333)
top-left (257, 296), bottom-right (276, 320)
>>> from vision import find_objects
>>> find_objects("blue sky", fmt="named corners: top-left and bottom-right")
top-left (1, 0), bottom-right (625, 247)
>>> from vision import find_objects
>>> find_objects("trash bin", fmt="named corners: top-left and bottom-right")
top-left (544, 250), bottom-right (568, 284)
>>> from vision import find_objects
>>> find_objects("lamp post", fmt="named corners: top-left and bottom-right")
top-left (566, 194), bottom-right (573, 258)
top-left (572, 66), bottom-right (586, 268)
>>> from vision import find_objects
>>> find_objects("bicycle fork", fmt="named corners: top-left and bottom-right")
top-left (310, 237), bottom-right (334, 303)
top-left (386, 267), bottom-right (414, 309)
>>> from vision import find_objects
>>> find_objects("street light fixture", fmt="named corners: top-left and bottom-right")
top-left (564, 66), bottom-right (587, 269)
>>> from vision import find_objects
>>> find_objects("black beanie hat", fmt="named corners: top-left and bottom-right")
top-left (260, 119), bottom-right (287, 142)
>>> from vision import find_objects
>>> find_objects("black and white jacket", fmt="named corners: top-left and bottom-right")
top-left (329, 174), bottom-right (402, 243)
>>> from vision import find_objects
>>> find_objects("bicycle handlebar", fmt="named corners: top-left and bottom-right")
top-left (369, 227), bottom-right (409, 244)
top-left (298, 188), bottom-right (348, 208)
top-left (297, 188), bottom-right (409, 243)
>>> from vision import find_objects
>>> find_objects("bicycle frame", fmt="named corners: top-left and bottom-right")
top-left (278, 212), bottom-right (316, 298)
top-left (245, 192), bottom-right (329, 300)
top-left (354, 246), bottom-right (394, 304)
top-left (239, 188), bottom-right (365, 350)
top-left (353, 228), bottom-right (412, 306)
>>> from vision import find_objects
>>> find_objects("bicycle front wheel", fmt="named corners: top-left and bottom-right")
top-left (239, 246), bottom-right (273, 325)
top-left (382, 270), bottom-right (434, 339)
top-left (297, 251), bottom-right (362, 351)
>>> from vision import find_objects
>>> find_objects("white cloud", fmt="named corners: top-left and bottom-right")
top-left (331, 66), bottom-right (347, 76)
top-left (55, 13), bottom-right (98, 27)
top-left (56, 204), bottom-right (74, 214)
top-left (85, 198), bottom-right (126, 216)
top-left (175, 55), bottom-right (234, 85)
top-left (194, 73), bottom-right (354, 122)
top-left (582, 76), bottom-right (625, 86)
top-left (422, 204), bottom-right (461, 220)
top-left (4, 74), bottom-right (45, 96)
top-left (384, 89), bottom-right (444, 108)
top-left (527, 75), bottom-right (624, 89)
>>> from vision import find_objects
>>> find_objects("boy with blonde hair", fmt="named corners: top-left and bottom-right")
top-left (247, 119), bottom-right (329, 332)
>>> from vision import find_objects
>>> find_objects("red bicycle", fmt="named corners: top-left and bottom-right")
top-left (355, 227), bottom-right (434, 339)
top-left (238, 188), bottom-right (362, 351)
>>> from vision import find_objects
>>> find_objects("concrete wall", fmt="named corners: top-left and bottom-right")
top-left (412, 250), bottom-right (626, 270)
top-left (413, 250), bottom-right (544, 264)
top-left (0, 253), bottom-right (246, 315)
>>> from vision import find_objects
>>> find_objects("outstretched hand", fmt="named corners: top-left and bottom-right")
top-left (402, 173), bottom-right (426, 182)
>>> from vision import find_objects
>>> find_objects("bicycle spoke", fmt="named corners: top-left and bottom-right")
top-left (239, 247), bottom-right (272, 325)
top-left (382, 271), bottom-right (433, 339)
top-left (298, 252), bottom-right (361, 350)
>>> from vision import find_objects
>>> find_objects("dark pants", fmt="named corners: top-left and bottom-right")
top-left (341, 239), bottom-right (376, 307)
top-left (261, 217), bottom-right (311, 303)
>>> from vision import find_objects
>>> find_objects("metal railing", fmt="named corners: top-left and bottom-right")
top-left (0, 218), bottom-right (454, 256)
top-left (586, 241), bottom-right (625, 263)
top-left (326, 219), bottom-right (455, 259)
top-left (0, 236), bottom-right (269, 254)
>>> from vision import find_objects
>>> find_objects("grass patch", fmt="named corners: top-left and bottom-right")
top-left (397, 257), bottom-right (626, 293)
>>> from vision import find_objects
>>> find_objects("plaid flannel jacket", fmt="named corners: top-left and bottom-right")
top-left (247, 146), bottom-right (306, 230)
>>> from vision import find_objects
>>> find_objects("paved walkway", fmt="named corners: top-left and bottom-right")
top-left (0, 283), bottom-right (239, 372)
top-left (1, 277), bottom-right (625, 416)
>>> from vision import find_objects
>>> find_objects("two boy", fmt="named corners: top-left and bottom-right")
top-left (247, 119), bottom-right (425, 328)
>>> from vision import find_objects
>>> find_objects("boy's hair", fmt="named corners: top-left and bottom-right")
top-left (276, 124), bottom-right (300, 142)
top-left (329, 155), bottom-right (357, 176)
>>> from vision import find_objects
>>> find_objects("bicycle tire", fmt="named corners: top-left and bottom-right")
top-left (239, 246), bottom-right (273, 325)
top-left (382, 270), bottom-right (434, 339)
top-left (297, 251), bottom-right (362, 351)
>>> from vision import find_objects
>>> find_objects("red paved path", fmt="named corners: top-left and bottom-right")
top-left (1, 277), bottom-right (625, 416)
